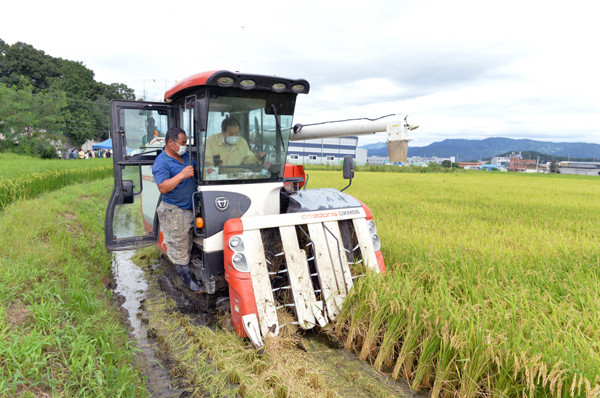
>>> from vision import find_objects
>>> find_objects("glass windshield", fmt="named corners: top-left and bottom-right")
top-left (201, 91), bottom-right (295, 183)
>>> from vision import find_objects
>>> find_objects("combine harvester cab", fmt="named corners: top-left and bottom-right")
top-left (104, 70), bottom-right (415, 348)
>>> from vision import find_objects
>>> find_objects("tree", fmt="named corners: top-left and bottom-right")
top-left (441, 160), bottom-right (452, 168)
top-left (49, 59), bottom-right (103, 146)
top-left (0, 42), bottom-right (61, 91)
top-left (0, 39), bottom-right (137, 151)
top-left (0, 81), bottom-right (67, 155)
top-left (94, 82), bottom-right (136, 140)
top-left (99, 82), bottom-right (135, 101)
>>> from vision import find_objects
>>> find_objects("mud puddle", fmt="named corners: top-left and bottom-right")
top-left (112, 250), bottom-right (186, 398)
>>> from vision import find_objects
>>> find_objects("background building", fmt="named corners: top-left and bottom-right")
top-left (490, 156), bottom-right (510, 167)
top-left (558, 161), bottom-right (600, 175)
top-left (366, 156), bottom-right (389, 166)
top-left (509, 157), bottom-right (537, 172)
top-left (405, 155), bottom-right (456, 165)
top-left (287, 136), bottom-right (366, 165)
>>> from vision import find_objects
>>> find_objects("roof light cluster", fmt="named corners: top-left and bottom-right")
top-left (214, 74), bottom-right (308, 94)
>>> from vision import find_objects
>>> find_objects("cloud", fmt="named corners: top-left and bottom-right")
top-left (1, 0), bottom-right (599, 147)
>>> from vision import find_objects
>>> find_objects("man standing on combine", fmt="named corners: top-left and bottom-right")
top-left (205, 117), bottom-right (266, 166)
top-left (152, 127), bottom-right (203, 292)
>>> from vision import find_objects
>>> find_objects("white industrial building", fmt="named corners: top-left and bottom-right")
top-left (366, 156), bottom-right (390, 166)
top-left (286, 136), bottom-right (367, 166)
top-left (558, 161), bottom-right (600, 175)
top-left (490, 156), bottom-right (511, 167)
top-left (405, 155), bottom-right (456, 165)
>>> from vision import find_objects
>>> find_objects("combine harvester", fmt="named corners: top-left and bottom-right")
top-left (105, 70), bottom-right (417, 348)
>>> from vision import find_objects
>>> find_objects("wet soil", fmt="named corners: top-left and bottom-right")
top-left (110, 250), bottom-right (426, 397)
top-left (300, 332), bottom-right (421, 397)
top-left (112, 251), bottom-right (189, 397)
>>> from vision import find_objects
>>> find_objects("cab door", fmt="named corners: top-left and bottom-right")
top-left (105, 100), bottom-right (173, 251)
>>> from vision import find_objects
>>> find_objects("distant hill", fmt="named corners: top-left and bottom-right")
top-left (362, 137), bottom-right (600, 161)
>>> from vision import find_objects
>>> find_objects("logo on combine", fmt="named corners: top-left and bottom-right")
top-left (215, 196), bottom-right (229, 211)
top-left (300, 209), bottom-right (361, 220)
top-left (301, 211), bottom-right (339, 219)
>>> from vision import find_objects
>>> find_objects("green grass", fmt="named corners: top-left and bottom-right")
top-left (306, 170), bottom-right (600, 397)
top-left (0, 153), bottom-right (113, 210)
top-left (0, 178), bottom-right (146, 397)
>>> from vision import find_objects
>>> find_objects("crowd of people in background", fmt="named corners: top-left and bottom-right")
top-left (58, 148), bottom-right (112, 159)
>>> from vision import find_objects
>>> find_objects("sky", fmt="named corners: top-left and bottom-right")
top-left (1, 0), bottom-right (599, 147)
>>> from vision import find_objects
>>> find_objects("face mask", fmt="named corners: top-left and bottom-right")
top-left (176, 144), bottom-right (187, 156)
top-left (225, 136), bottom-right (239, 145)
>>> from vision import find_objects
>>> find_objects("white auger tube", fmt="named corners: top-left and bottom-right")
top-left (290, 114), bottom-right (418, 163)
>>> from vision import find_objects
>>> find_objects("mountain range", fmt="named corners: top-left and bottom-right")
top-left (361, 137), bottom-right (600, 162)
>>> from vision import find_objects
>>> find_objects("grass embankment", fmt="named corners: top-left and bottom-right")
top-left (0, 178), bottom-right (146, 396)
top-left (0, 153), bottom-right (113, 210)
top-left (302, 170), bottom-right (600, 397)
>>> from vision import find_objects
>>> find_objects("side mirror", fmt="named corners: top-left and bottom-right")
top-left (343, 155), bottom-right (354, 179)
top-left (340, 156), bottom-right (354, 192)
top-left (195, 98), bottom-right (208, 132)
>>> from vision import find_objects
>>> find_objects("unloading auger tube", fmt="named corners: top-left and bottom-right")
top-left (291, 114), bottom-right (419, 163)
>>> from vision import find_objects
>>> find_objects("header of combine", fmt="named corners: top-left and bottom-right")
top-left (104, 70), bottom-right (415, 348)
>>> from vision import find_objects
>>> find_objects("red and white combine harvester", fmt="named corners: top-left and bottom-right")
top-left (105, 70), bottom-right (417, 348)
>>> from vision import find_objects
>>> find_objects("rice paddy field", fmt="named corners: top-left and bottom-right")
top-left (0, 153), bottom-right (112, 210)
top-left (307, 170), bottom-right (600, 397)
top-left (2, 152), bottom-right (599, 397)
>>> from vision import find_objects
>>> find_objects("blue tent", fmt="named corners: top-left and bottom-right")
top-left (479, 164), bottom-right (505, 171)
top-left (92, 139), bottom-right (112, 150)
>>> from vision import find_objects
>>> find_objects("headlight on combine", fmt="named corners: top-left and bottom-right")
top-left (367, 221), bottom-right (381, 251)
top-left (217, 76), bottom-right (235, 86)
top-left (272, 82), bottom-right (287, 92)
top-left (229, 235), bottom-right (249, 272)
top-left (367, 220), bottom-right (377, 235)
top-left (371, 233), bottom-right (381, 251)
top-left (232, 253), bottom-right (249, 272)
top-left (239, 79), bottom-right (256, 89)
top-left (229, 235), bottom-right (244, 251)
top-left (291, 83), bottom-right (307, 93)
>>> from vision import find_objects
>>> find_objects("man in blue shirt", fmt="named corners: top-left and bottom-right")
top-left (152, 127), bottom-right (203, 292)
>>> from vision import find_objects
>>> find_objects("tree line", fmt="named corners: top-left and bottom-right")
top-left (0, 39), bottom-right (136, 158)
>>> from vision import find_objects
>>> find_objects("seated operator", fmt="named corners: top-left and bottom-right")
top-left (205, 117), bottom-right (266, 166)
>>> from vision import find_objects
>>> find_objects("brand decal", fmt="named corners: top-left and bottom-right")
top-left (215, 196), bottom-right (229, 211)
top-left (300, 209), bottom-right (361, 219)
top-left (338, 209), bottom-right (360, 216)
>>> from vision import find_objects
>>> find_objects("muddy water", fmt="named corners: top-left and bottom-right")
top-left (112, 251), bottom-right (185, 398)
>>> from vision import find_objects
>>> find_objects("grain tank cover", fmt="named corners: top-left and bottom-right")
top-left (286, 188), bottom-right (362, 213)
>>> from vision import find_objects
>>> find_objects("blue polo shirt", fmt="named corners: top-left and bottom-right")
top-left (152, 149), bottom-right (197, 209)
